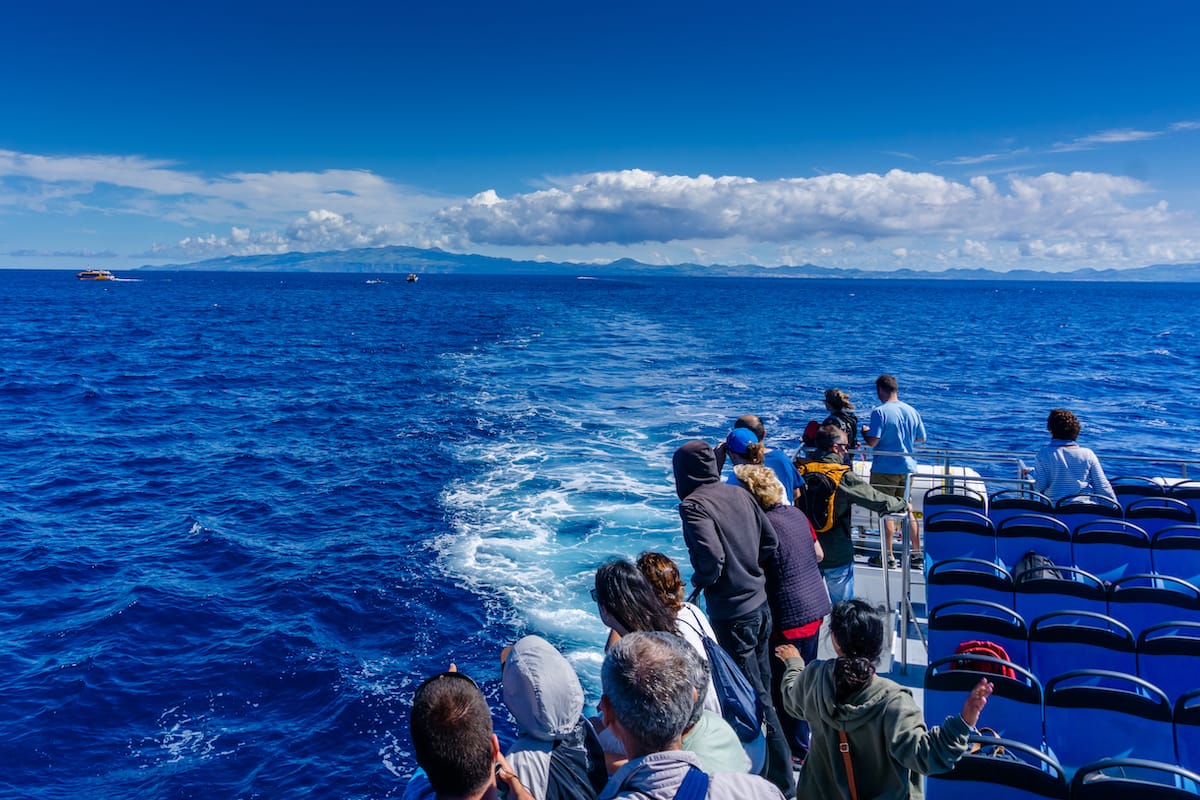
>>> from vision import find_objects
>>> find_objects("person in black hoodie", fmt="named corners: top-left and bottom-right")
top-left (671, 440), bottom-right (795, 798)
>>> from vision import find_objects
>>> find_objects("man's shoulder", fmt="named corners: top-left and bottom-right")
top-left (709, 771), bottom-right (787, 800)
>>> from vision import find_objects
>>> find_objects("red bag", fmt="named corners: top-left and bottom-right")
top-left (952, 640), bottom-right (1016, 679)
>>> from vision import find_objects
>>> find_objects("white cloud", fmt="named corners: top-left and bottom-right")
top-left (153, 209), bottom-right (402, 259)
top-left (0, 148), bottom-right (448, 226)
top-left (426, 168), bottom-right (1178, 259)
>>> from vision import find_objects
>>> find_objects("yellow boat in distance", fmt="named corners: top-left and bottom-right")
top-left (77, 269), bottom-right (116, 281)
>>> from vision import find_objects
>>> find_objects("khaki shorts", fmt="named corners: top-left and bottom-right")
top-left (870, 471), bottom-right (908, 499)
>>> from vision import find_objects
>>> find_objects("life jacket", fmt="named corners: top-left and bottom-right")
top-left (795, 461), bottom-right (850, 533)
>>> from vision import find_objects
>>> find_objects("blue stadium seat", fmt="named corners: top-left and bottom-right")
top-left (926, 735), bottom-right (1067, 800)
top-left (1072, 520), bottom-right (1153, 584)
top-left (1137, 621), bottom-right (1200, 705)
top-left (1014, 566), bottom-right (1108, 623)
top-left (1111, 475), bottom-right (1168, 512)
top-left (1055, 495), bottom-right (1125, 535)
top-left (1151, 525), bottom-right (1200, 587)
top-left (1168, 481), bottom-right (1200, 527)
top-left (1071, 758), bottom-right (1200, 799)
top-left (928, 599), bottom-right (1029, 668)
top-left (1108, 574), bottom-right (1200, 637)
top-left (925, 509), bottom-right (997, 564)
top-left (927, 558), bottom-right (1015, 612)
top-left (989, 489), bottom-right (1054, 533)
top-left (925, 485), bottom-right (988, 517)
top-left (1126, 497), bottom-right (1198, 539)
top-left (1176, 689), bottom-right (1200, 773)
top-left (997, 513), bottom-right (1073, 574)
top-left (925, 654), bottom-right (1044, 748)
top-left (1044, 670), bottom-right (1175, 780)
top-left (1029, 611), bottom-right (1136, 683)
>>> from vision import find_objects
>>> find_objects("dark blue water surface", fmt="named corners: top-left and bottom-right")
top-left (1, 270), bottom-right (1198, 798)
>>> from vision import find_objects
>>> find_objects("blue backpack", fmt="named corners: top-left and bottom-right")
top-left (677, 616), bottom-right (763, 743)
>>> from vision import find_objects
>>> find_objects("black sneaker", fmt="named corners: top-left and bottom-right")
top-left (868, 554), bottom-right (899, 569)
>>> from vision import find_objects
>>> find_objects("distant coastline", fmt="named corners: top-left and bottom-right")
top-left (131, 244), bottom-right (1200, 282)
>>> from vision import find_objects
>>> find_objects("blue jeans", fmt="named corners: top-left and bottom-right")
top-left (821, 563), bottom-right (855, 605)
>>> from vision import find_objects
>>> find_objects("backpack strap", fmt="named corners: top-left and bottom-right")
top-left (674, 765), bottom-right (709, 800)
top-left (838, 731), bottom-right (859, 800)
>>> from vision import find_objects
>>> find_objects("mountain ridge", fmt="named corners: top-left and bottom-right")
top-left (133, 245), bottom-right (1200, 282)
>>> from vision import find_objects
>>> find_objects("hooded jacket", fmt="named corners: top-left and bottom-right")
top-left (672, 441), bottom-right (778, 622)
top-left (779, 657), bottom-right (971, 800)
top-left (597, 750), bottom-right (784, 800)
top-left (502, 636), bottom-right (607, 800)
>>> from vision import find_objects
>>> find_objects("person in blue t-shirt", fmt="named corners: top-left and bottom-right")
top-left (718, 414), bottom-right (802, 505)
top-left (862, 375), bottom-right (926, 569)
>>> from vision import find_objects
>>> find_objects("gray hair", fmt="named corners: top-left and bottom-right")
top-left (601, 631), bottom-right (696, 752)
top-left (682, 643), bottom-right (711, 730)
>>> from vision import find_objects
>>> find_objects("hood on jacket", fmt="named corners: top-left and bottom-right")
top-left (501, 635), bottom-right (584, 742)
top-left (673, 441), bottom-right (720, 500)
top-left (811, 660), bottom-right (902, 733)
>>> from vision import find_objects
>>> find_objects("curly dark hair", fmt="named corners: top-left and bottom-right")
top-left (1047, 408), bottom-right (1081, 441)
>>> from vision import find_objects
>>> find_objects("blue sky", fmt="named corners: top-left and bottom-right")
top-left (2, 0), bottom-right (1199, 272)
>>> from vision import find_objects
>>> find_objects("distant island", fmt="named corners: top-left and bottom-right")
top-left (134, 245), bottom-right (1200, 282)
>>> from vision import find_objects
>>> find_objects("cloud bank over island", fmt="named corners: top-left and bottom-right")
top-left (2, 121), bottom-right (1199, 272)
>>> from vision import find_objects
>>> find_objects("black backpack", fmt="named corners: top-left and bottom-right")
top-left (1012, 550), bottom-right (1062, 582)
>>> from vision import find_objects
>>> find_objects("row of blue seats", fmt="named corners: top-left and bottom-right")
top-left (923, 509), bottom-right (1200, 585)
top-left (928, 746), bottom-right (1200, 800)
top-left (928, 480), bottom-right (1200, 521)
top-left (924, 658), bottom-right (1200, 787)
top-left (926, 602), bottom-right (1200, 704)
top-left (927, 562), bottom-right (1200, 638)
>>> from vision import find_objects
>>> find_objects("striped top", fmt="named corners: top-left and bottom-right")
top-left (1031, 439), bottom-right (1117, 503)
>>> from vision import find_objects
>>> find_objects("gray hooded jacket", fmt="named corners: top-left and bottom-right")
top-left (672, 441), bottom-right (777, 622)
top-left (502, 635), bottom-right (606, 800)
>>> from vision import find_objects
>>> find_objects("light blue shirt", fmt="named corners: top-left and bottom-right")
top-left (1031, 439), bottom-right (1116, 504)
top-left (866, 400), bottom-right (926, 474)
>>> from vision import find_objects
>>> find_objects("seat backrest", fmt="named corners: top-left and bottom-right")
top-left (1125, 497), bottom-right (1197, 538)
top-left (925, 654), bottom-right (1043, 747)
top-left (1070, 757), bottom-right (1200, 800)
top-left (1014, 566), bottom-right (1108, 622)
top-left (924, 509), bottom-right (997, 564)
top-left (927, 557), bottom-right (1014, 612)
top-left (928, 599), bottom-right (1028, 668)
top-left (1108, 574), bottom-right (1200, 637)
top-left (1168, 480), bottom-right (1200, 525)
top-left (988, 489), bottom-right (1054, 531)
top-left (1151, 525), bottom-right (1200, 586)
top-left (1176, 688), bottom-right (1200, 772)
top-left (1055, 495), bottom-right (1124, 535)
top-left (1110, 475), bottom-right (1167, 511)
top-left (1029, 611), bottom-right (1136, 683)
top-left (1137, 621), bottom-right (1200, 705)
top-left (925, 485), bottom-right (988, 516)
top-left (1043, 669), bottom-right (1174, 780)
top-left (1072, 520), bottom-right (1152, 583)
top-left (996, 513), bottom-right (1072, 574)
top-left (926, 735), bottom-right (1067, 800)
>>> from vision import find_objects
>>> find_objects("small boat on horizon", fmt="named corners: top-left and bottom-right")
top-left (406, 273), bottom-right (418, 283)
top-left (77, 269), bottom-right (116, 281)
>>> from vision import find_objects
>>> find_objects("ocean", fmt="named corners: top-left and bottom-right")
top-left (2, 270), bottom-right (1198, 798)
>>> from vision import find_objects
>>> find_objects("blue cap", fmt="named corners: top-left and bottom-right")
top-left (725, 427), bottom-right (759, 455)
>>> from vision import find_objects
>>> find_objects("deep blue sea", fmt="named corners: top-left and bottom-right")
top-left (2, 270), bottom-right (1198, 798)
